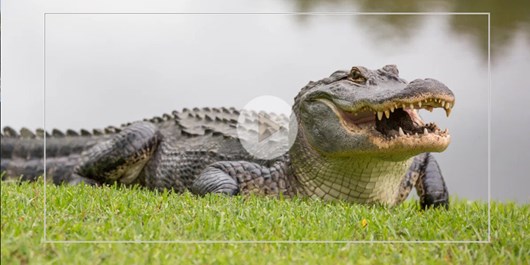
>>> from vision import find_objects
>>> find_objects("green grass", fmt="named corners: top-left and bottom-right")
top-left (1, 181), bottom-right (528, 264)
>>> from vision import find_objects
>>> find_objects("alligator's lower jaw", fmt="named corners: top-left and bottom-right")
top-left (367, 128), bottom-right (450, 157)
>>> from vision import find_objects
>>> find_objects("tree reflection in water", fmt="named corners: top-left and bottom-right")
top-left (293, 0), bottom-right (530, 61)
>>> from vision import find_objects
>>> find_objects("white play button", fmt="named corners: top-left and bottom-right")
top-left (257, 113), bottom-right (281, 142)
top-left (237, 95), bottom-right (298, 160)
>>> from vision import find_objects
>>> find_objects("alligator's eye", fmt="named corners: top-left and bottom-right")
top-left (349, 67), bottom-right (367, 84)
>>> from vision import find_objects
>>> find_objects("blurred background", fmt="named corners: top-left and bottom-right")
top-left (1, 0), bottom-right (529, 203)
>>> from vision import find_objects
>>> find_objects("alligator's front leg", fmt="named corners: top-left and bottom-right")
top-left (415, 153), bottom-right (449, 209)
top-left (70, 122), bottom-right (162, 185)
top-left (395, 153), bottom-right (449, 209)
top-left (191, 161), bottom-right (293, 197)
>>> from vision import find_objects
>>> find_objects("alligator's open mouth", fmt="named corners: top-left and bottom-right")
top-left (317, 97), bottom-right (454, 142)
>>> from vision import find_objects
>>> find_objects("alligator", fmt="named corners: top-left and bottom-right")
top-left (1, 65), bottom-right (454, 209)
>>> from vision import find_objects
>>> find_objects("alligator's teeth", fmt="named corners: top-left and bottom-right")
top-left (377, 111), bottom-right (383, 121)
top-left (441, 101), bottom-right (446, 107)
top-left (398, 127), bottom-right (405, 136)
top-left (390, 106), bottom-right (395, 112)
top-left (384, 110), bottom-right (390, 119)
top-left (445, 108), bottom-right (452, 117)
top-left (445, 102), bottom-right (452, 109)
top-left (410, 103), bottom-right (414, 109)
top-left (423, 128), bottom-right (429, 135)
top-left (417, 101), bottom-right (422, 108)
top-left (402, 104), bottom-right (407, 109)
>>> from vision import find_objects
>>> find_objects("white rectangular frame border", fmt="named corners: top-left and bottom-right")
top-left (42, 12), bottom-right (491, 244)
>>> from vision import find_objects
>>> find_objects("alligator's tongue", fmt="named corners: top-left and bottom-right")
top-left (375, 108), bottom-right (417, 135)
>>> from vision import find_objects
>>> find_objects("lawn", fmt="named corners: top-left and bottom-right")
top-left (1, 180), bottom-right (528, 264)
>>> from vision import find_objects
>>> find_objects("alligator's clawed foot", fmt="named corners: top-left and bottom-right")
top-left (420, 195), bottom-right (449, 210)
top-left (67, 174), bottom-right (101, 186)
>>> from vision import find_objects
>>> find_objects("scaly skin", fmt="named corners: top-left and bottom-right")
top-left (1, 65), bottom-right (454, 209)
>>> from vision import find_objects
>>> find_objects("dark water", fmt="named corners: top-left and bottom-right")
top-left (1, 0), bottom-right (529, 202)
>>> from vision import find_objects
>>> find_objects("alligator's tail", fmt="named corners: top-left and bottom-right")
top-left (1, 155), bottom-right (82, 184)
top-left (1, 127), bottom-right (112, 184)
